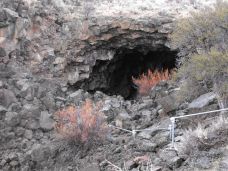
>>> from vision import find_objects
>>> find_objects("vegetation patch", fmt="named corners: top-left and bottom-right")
top-left (55, 99), bottom-right (108, 149)
top-left (171, 1), bottom-right (228, 58)
top-left (178, 116), bottom-right (228, 157)
top-left (132, 69), bottom-right (171, 96)
top-left (171, 1), bottom-right (228, 107)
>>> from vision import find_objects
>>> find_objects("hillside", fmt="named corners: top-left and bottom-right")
top-left (0, 0), bottom-right (228, 171)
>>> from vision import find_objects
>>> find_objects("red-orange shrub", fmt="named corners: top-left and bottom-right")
top-left (132, 69), bottom-right (170, 96)
top-left (55, 99), bottom-right (108, 146)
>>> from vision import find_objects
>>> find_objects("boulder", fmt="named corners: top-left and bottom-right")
top-left (0, 89), bottom-right (17, 108)
top-left (138, 118), bottom-right (170, 139)
top-left (16, 80), bottom-right (35, 101)
top-left (125, 160), bottom-right (137, 170)
top-left (137, 140), bottom-right (157, 152)
top-left (3, 8), bottom-right (19, 22)
top-left (138, 130), bottom-right (152, 139)
top-left (5, 111), bottom-right (20, 126)
top-left (137, 99), bottom-right (155, 110)
top-left (194, 156), bottom-right (212, 169)
top-left (15, 79), bottom-right (28, 90)
top-left (159, 149), bottom-right (183, 168)
top-left (111, 98), bottom-right (122, 108)
top-left (153, 132), bottom-right (170, 148)
top-left (30, 144), bottom-right (51, 162)
top-left (21, 104), bottom-right (41, 118)
top-left (68, 71), bottom-right (80, 85)
top-left (116, 111), bottom-right (131, 129)
top-left (188, 92), bottom-right (216, 109)
top-left (102, 99), bottom-right (112, 111)
top-left (41, 93), bottom-right (56, 111)
top-left (0, 47), bottom-right (6, 57)
top-left (26, 119), bottom-right (40, 130)
top-left (37, 86), bottom-right (47, 99)
top-left (0, 105), bottom-right (7, 119)
top-left (39, 111), bottom-right (54, 131)
top-left (68, 89), bottom-right (84, 103)
top-left (156, 93), bottom-right (181, 114)
top-left (24, 129), bottom-right (33, 139)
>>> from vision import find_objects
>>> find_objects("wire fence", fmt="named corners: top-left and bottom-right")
top-left (105, 107), bottom-right (228, 171)
top-left (108, 108), bottom-right (228, 149)
top-left (169, 108), bottom-right (228, 148)
top-left (108, 124), bottom-right (169, 140)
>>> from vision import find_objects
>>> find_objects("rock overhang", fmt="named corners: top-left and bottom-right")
top-left (0, 0), bottom-right (217, 85)
top-left (65, 17), bottom-right (178, 98)
top-left (66, 16), bottom-right (176, 85)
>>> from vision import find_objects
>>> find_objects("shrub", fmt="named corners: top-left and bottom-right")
top-left (171, 1), bottom-right (228, 59)
top-left (171, 1), bottom-right (228, 106)
top-left (175, 49), bottom-right (228, 107)
top-left (55, 99), bottom-right (108, 148)
top-left (132, 69), bottom-right (170, 96)
top-left (175, 79), bottom-right (208, 102)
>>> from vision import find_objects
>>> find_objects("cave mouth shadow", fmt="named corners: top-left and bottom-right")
top-left (83, 47), bottom-right (177, 99)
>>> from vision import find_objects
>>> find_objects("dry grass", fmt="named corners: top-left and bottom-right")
top-left (55, 99), bottom-right (108, 147)
top-left (132, 69), bottom-right (170, 96)
top-left (178, 116), bottom-right (228, 157)
top-left (166, 0), bottom-right (196, 4)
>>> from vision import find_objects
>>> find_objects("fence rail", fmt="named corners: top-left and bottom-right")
top-left (108, 124), bottom-right (169, 139)
top-left (170, 108), bottom-right (228, 148)
top-left (109, 108), bottom-right (228, 149)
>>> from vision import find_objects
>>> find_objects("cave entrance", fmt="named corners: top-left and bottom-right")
top-left (80, 47), bottom-right (177, 99)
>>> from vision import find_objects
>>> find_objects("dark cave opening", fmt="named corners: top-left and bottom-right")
top-left (80, 47), bottom-right (177, 99)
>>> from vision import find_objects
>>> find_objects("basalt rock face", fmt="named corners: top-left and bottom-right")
top-left (0, 0), bottom-right (219, 99)
top-left (2, 0), bottom-right (176, 100)
top-left (0, 0), bottom-right (220, 171)
top-left (66, 16), bottom-right (178, 98)
top-left (0, 0), bottom-right (216, 87)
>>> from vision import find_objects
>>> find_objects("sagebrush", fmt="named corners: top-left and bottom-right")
top-left (176, 49), bottom-right (228, 106)
top-left (55, 99), bottom-right (108, 147)
top-left (171, 1), bottom-right (228, 106)
top-left (171, 1), bottom-right (228, 59)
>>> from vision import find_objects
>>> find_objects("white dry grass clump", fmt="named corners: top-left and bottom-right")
top-left (22, 0), bottom-right (38, 6)
top-left (178, 116), bottom-right (228, 156)
top-left (94, 0), bottom-right (218, 19)
top-left (20, 0), bottom-right (219, 21)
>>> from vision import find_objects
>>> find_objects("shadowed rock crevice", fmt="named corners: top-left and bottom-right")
top-left (73, 47), bottom-right (177, 99)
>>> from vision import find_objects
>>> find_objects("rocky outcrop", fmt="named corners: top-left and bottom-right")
top-left (0, 0), bottom-right (217, 85)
